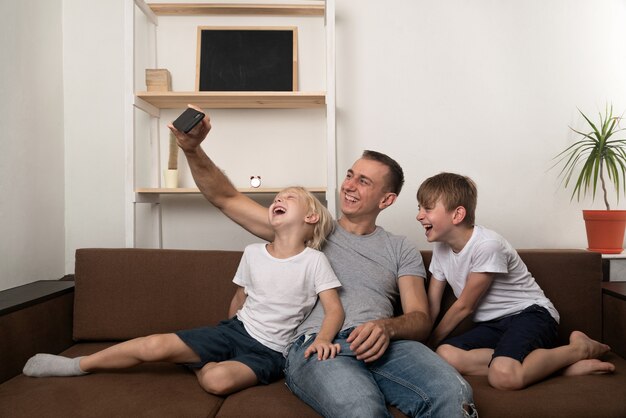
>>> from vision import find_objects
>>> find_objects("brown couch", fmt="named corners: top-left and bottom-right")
top-left (0, 248), bottom-right (624, 417)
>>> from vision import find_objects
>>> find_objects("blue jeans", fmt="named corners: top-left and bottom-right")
top-left (285, 328), bottom-right (475, 418)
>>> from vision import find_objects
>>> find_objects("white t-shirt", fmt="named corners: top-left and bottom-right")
top-left (234, 243), bottom-right (341, 355)
top-left (429, 225), bottom-right (559, 323)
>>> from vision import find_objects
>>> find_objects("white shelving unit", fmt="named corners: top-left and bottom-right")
top-left (124, 0), bottom-right (336, 248)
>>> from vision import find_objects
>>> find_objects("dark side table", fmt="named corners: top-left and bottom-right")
top-left (0, 280), bottom-right (75, 383)
top-left (602, 282), bottom-right (626, 358)
top-left (601, 253), bottom-right (626, 281)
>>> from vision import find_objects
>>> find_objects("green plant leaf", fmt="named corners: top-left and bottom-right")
top-left (552, 104), bottom-right (626, 210)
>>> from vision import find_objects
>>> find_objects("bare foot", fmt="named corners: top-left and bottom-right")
top-left (570, 331), bottom-right (611, 359)
top-left (562, 359), bottom-right (615, 376)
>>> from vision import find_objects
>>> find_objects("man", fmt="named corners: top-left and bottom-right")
top-left (171, 106), bottom-right (475, 418)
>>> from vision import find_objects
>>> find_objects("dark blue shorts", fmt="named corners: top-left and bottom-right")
top-left (175, 317), bottom-right (285, 384)
top-left (442, 304), bottom-right (559, 364)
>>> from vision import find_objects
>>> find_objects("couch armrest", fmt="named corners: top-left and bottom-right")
top-left (602, 282), bottom-right (626, 359)
top-left (0, 280), bottom-right (75, 383)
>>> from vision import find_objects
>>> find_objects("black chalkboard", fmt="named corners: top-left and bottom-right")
top-left (196, 27), bottom-right (297, 92)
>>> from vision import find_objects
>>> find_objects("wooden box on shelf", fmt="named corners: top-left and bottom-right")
top-left (145, 69), bottom-right (172, 92)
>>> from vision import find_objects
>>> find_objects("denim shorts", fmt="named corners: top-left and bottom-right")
top-left (443, 304), bottom-right (559, 364)
top-left (175, 317), bottom-right (285, 384)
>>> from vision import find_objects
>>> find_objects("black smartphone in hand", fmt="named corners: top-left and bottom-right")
top-left (173, 108), bottom-right (205, 133)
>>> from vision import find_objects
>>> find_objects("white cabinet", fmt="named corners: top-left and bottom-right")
top-left (124, 0), bottom-right (336, 247)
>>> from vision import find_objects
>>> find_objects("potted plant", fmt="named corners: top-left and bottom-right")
top-left (553, 104), bottom-right (626, 253)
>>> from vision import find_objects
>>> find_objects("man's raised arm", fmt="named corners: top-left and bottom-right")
top-left (169, 106), bottom-right (274, 241)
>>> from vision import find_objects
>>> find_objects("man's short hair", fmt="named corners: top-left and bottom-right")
top-left (361, 150), bottom-right (405, 195)
top-left (416, 172), bottom-right (477, 226)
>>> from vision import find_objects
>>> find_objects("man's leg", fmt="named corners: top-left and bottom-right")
top-left (285, 332), bottom-right (392, 418)
top-left (371, 340), bottom-right (476, 418)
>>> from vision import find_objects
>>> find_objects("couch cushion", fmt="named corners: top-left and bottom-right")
top-left (74, 248), bottom-right (242, 341)
top-left (0, 343), bottom-right (224, 418)
top-left (516, 250), bottom-right (602, 343)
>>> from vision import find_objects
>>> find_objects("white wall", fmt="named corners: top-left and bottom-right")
top-left (3, 0), bottom-right (626, 290)
top-left (63, 0), bottom-right (127, 272)
top-left (0, 0), bottom-right (65, 291)
top-left (139, 0), bottom-right (626, 252)
top-left (334, 0), bottom-right (626, 250)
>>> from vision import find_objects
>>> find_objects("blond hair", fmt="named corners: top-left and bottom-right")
top-left (282, 186), bottom-right (334, 250)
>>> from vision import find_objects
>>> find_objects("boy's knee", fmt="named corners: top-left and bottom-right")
top-left (436, 344), bottom-right (461, 368)
top-left (488, 359), bottom-right (524, 390)
top-left (137, 334), bottom-right (172, 361)
top-left (196, 366), bottom-right (234, 396)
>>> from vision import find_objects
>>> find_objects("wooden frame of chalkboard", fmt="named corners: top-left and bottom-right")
top-left (196, 26), bottom-right (298, 92)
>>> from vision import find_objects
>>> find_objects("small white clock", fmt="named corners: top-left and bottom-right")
top-left (250, 176), bottom-right (261, 188)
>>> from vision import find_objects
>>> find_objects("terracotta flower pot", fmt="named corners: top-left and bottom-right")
top-left (582, 210), bottom-right (626, 254)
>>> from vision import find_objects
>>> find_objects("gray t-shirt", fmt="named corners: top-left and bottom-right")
top-left (295, 221), bottom-right (426, 337)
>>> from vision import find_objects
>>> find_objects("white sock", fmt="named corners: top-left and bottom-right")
top-left (23, 354), bottom-right (88, 377)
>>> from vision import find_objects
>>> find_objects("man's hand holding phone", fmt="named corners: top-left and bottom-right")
top-left (168, 105), bottom-right (211, 154)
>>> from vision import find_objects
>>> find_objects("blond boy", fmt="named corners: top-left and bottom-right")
top-left (24, 187), bottom-right (344, 396)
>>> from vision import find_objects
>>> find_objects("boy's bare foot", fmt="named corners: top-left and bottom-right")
top-left (570, 331), bottom-right (611, 359)
top-left (560, 331), bottom-right (614, 376)
top-left (562, 359), bottom-right (615, 376)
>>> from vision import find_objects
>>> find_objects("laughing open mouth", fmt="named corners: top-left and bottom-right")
top-left (344, 193), bottom-right (358, 203)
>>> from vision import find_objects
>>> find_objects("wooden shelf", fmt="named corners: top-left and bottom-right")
top-left (148, 3), bottom-right (325, 16)
top-left (136, 91), bottom-right (326, 109)
top-left (126, 0), bottom-right (336, 247)
top-left (136, 187), bottom-right (326, 195)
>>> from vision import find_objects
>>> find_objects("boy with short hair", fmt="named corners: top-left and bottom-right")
top-left (417, 172), bottom-right (614, 390)
top-left (24, 186), bottom-right (344, 396)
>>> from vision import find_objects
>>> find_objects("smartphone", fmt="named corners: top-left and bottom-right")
top-left (172, 108), bottom-right (205, 133)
